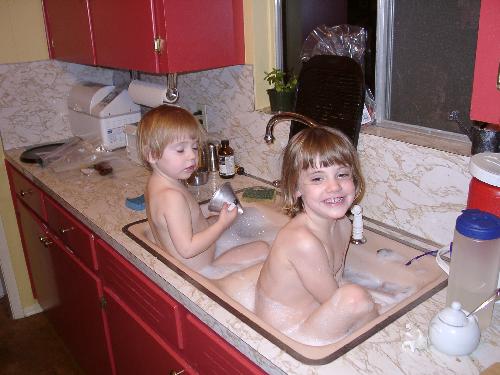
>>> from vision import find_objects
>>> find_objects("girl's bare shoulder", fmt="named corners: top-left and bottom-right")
top-left (275, 220), bottom-right (322, 255)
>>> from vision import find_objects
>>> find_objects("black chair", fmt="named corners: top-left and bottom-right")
top-left (289, 55), bottom-right (365, 147)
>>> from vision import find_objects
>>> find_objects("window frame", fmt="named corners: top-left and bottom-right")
top-left (274, 0), bottom-right (472, 155)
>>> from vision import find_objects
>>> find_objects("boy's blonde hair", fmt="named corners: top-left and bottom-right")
top-left (281, 126), bottom-right (364, 217)
top-left (137, 105), bottom-right (204, 170)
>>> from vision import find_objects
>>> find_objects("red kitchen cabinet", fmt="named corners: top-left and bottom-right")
top-left (97, 239), bottom-right (264, 375)
top-left (89, 0), bottom-right (244, 73)
top-left (45, 233), bottom-right (113, 375)
top-left (183, 312), bottom-right (266, 375)
top-left (44, 195), bottom-right (97, 271)
top-left (41, 0), bottom-right (244, 73)
top-left (6, 162), bottom-right (45, 220)
top-left (41, 0), bottom-right (96, 65)
top-left (6, 161), bottom-right (113, 375)
top-left (470, 0), bottom-right (500, 124)
top-left (104, 289), bottom-right (193, 375)
top-left (7, 161), bottom-right (265, 374)
top-left (97, 239), bottom-right (194, 374)
top-left (16, 203), bottom-right (57, 307)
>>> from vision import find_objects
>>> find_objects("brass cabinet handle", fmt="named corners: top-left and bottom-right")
top-left (59, 227), bottom-right (74, 234)
top-left (19, 189), bottom-right (33, 197)
top-left (38, 236), bottom-right (53, 247)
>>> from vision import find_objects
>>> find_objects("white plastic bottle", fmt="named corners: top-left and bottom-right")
top-left (446, 209), bottom-right (500, 330)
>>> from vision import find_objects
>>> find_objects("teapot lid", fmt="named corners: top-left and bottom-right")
top-left (438, 301), bottom-right (468, 327)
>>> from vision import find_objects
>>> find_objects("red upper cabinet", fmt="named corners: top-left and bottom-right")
top-left (157, 0), bottom-right (245, 73)
top-left (60, 0), bottom-right (246, 73)
top-left (42, 0), bottom-right (96, 65)
top-left (470, 0), bottom-right (500, 124)
top-left (89, 0), bottom-right (159, 72)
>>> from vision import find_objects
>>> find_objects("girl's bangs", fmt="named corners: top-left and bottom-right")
top-left (299, 136), bottom-right (353, 170)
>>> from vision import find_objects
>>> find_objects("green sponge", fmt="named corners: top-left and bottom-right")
top-left (241, 186), bottom-right (276, 203)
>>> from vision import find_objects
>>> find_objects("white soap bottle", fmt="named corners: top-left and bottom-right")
top-left (446, 209), bottom-right (500, 330)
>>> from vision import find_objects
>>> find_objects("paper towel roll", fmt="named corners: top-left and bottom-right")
top-left (128, 80), bottom-right (168, 107)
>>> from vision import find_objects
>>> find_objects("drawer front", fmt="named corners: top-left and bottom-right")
top-left (45, 196), bottom-right (96, 270)
top-left (183, 313), bottom-right (265, 375)
top-left (7, 163), bottom-right (45, 219)
top-left (96, 239), bottom-right (183, 349)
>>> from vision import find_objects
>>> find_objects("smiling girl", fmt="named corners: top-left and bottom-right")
top-left (255, 126), bottom-right (378, 345)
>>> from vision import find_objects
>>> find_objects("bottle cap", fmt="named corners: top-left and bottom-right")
top-left (455, 209), bottom-right (500, 240)
top-left (221, 139), bottom-right (229, 146)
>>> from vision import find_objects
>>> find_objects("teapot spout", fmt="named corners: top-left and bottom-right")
top-left (448, 110), bottom-right (472, 139)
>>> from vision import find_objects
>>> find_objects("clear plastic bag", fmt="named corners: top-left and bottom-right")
top-left (300, 24), bottom-right (376, 126)
top-left (48, 136), bottom-right (118, 173)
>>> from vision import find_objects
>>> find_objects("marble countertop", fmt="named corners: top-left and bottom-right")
top-left (5, 147), bottom-right (499, 375)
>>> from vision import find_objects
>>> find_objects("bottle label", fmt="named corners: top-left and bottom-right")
top-left (219, 155), bottom-right (235, 176)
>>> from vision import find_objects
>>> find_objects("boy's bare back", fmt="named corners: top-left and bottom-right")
top-left (147, 173), bottom-right (216, 271)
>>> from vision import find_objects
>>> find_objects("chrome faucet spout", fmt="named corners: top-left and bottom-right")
top-left (264, 112), bottom-right (320, 144)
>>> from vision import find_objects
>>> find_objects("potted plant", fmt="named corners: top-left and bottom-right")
top-left (264, 68), bottom-right (297, 112)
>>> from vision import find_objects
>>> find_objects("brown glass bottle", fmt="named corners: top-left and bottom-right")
top-left (218, 140), bottom-right (235, 179)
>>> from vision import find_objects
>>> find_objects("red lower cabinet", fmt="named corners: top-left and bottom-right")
top-left (183, 313), bottom-right (265, 375)
top-left (9, 160), bottom-right (265, 375)
top-left (104, 289), bottom-right (194, 375)
top-left (16, 203), bottom-right (56, 306)
top-left (47, 234), bottom-right (112, 375)
top-left (96, 239), bottom-right (264, 374)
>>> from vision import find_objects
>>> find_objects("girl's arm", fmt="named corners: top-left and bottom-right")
top-left (289, 230), bottom-right (339, 303)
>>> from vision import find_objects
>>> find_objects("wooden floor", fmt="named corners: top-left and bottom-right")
top-left (0, 296), bottom-right (84, 375)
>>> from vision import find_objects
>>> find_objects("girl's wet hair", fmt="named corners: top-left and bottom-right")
top-left (280, 126), bottom-right (365, 217)
top-left (137, 105), bottom-right (204, 170)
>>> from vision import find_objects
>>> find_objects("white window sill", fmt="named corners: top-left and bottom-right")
top-left (362, 121), bottom-right (471, 156)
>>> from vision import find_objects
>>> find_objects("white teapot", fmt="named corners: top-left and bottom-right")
top-left (428, 301), bottom-right (481, 356)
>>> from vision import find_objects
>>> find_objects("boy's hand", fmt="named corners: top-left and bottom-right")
top-left (217, 202), bottom-right (238, 229)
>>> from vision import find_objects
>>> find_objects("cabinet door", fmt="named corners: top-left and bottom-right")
top-left (183, 313), bottom-right (265, 375)
top-left (17, 202), bottom-right (57, 307)
top-left (45, 196), bottom-right (96, 271)
top-left (42, 0), bottom-right (96, 65)
top-left (159, 0), bottom-right (245, 73)
top-left (470, 0), bottom-right (500, 123)
top-left (89, 0), bottom-right (159, 72)
top-left (47, 235), bottom-right (112, 375)
top-left (6, 161), bottom-right (45, 220)
top-left (104, 289), bottom-right (194, 375)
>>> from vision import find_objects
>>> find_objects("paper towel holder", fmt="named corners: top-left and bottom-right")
top-left (165, 73), bottom-right (178, 103)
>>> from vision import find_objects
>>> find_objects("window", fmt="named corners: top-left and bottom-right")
top-left (278, 0), bottom-right (480, 143)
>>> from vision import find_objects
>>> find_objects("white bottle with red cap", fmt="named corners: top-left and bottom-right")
top-left (467, 152), bottom-right (500, 217)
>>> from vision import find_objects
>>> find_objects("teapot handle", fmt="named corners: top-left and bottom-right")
top-left (436, 245), bottom-right (451, 275)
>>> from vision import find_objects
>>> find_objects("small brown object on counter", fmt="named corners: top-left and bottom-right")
top-left (93, 161), bottom-right (113, 176)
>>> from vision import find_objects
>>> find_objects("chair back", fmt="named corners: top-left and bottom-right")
top-left (289, 55), bottom-right (365, 147)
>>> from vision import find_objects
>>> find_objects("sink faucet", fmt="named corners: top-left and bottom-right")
top-left (264, 112), bottom-right (320, 144)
